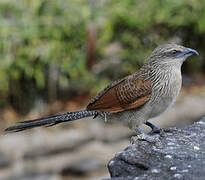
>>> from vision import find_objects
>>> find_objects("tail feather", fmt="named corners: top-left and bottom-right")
top-left (5, 110), bottom-right (98, 132)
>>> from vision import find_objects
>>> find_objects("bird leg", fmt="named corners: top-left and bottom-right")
top-left (145, 121), bottom-right (177, 135)
top-left (145, 121), bottom-right (161, 133)
top-left (130, 127), bottom-right (160, 144)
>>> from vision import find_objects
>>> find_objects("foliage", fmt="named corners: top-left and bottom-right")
top-left (0, 0), bottom-right (204, 112)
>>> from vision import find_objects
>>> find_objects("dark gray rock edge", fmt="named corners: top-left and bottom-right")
top-left (106, 117), bottom-right (205, 180)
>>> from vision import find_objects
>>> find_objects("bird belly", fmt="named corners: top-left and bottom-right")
top-left (149, 75), bottom-right (182, 118)
top-left (148, 95), bottom-right (176, 118)
top-left (104, 105), bottom-right (152, 130)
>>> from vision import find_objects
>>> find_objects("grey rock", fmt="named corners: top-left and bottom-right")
top-left (107, 117), bottom-right (205, 180)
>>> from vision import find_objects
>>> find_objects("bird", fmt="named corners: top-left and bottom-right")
top-left (5, 44), bottom-right (199, 140)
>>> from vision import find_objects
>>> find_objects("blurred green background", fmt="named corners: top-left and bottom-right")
top-left (0, 0), bottom-right (204, 115)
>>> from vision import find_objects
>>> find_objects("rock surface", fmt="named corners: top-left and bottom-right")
top-left (107, 117), bottom-right (205, 180)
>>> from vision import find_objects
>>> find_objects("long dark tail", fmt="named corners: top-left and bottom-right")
top-left (5, 110), bottom-right (99, 132)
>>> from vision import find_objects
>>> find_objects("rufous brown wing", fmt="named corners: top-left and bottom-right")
top-left (87, 74), bottom-right (152, 113)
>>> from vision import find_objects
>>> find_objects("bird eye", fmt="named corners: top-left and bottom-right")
top-left (171, 50), bottom-right (181, 55)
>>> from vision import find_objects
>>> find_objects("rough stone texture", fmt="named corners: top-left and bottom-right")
top-left (107, 117), bottom-right (205, 180)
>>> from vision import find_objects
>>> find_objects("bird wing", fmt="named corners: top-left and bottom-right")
top-left (87, 74), bottom-right (152, 113)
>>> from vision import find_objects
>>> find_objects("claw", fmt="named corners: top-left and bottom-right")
top-left (132, 127), bottom-right (161, 144)
top-left (130, 134), bottom-right (161, 146)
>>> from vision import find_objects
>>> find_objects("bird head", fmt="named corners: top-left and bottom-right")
top-left (148, 44), bottom-right (199, 65)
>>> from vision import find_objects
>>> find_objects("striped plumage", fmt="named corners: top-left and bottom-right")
top-left (5, 44), bottom-right (199, 132)
top-left (5, 110), bottom-right (99, 132)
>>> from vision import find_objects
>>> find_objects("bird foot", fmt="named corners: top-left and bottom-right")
top-left (145, 121), bottom-right (178, 135)
top-left (150, 127), bottom-right (177, 136)
top-left (130, 134), bottom-right (161, 144)
top-left (132, 127), bottom-right (161, 145)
